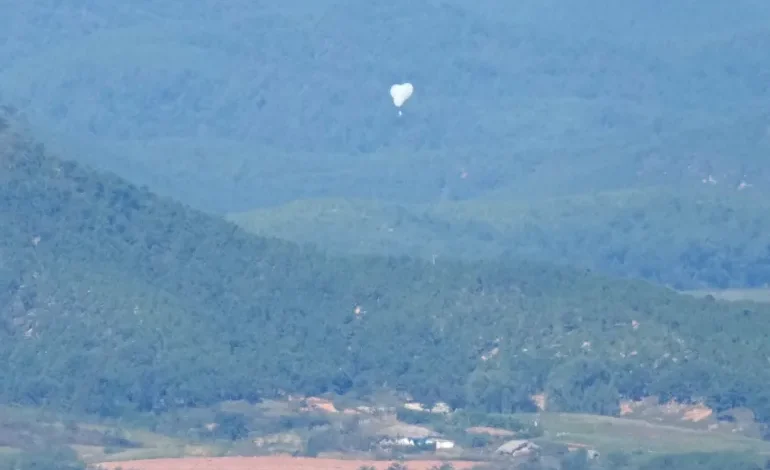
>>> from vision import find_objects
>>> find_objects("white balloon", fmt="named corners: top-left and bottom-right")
top-left (390, 82), bottom-right (414, 108)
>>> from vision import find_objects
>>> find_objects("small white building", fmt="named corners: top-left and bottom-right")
top-left (430, 438), bottom-right (455, 450)
top-left (421, 437), bottom-right (455, 450)
top-left (379, 437), bottom-right (416, 447)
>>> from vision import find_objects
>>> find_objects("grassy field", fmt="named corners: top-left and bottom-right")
top-left (515, 412), bottom-right (770, 455)
top-left (0, 405), bottom-right (224, 464)
top-left (3, 399), bottom-right (770, 465)
top-left (72, 425), bottom-right (222, 463)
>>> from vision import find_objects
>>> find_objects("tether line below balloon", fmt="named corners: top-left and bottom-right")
top-left (390, 82), bottom-right (414, 116)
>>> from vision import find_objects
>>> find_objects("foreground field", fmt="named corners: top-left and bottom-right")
top-left (97, 456), bottom-right (481, 470)
top-left (0, 405), bottom-right (224, 464)
top-left (517, 412), bottom-right (770, 455)
top-left (6, 398), bottom-right (770, 464)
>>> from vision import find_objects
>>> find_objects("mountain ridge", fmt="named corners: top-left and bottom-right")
top-left (3, 109), bottom-right (770, 431)
top-left (228, 187), bottom-right (770, 290)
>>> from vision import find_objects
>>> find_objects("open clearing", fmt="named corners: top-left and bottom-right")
top-left (515, 412), bottom-right (770, 454)
top-left (97, 456), bottom-right (482, 470)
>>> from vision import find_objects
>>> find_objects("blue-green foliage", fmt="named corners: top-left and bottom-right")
top-left (2, 1), bottom-right (770, 212)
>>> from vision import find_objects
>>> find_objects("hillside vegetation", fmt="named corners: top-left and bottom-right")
top-left (4, 0), bottom-right (770, 297)
top-left (5, 3), bottom-right (770, 469)
top-left (2, 0), bottom-right (770, 212)
top-left (228, 189), bottom-right (770, 290)
top-left (3, 110), bottom-right (770, 435)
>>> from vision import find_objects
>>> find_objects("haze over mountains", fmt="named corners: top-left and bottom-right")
top-left (3, 0), bottom-right (770, 212)
top-left (3, 1), bottom-right (770, 468)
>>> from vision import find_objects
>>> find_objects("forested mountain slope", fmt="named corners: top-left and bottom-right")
top-left (229, 189), bottom-right (770, 290)
top-left (3, 110), bottom-right (770, 430)
top-left (2, 0), bottom-right (770, 211)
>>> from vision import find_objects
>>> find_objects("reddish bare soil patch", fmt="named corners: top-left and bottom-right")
top-left (98, 456), bottom-right (481, 470)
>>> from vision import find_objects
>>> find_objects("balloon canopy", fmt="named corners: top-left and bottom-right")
top-left (390, 82), bottom-right (414, 110)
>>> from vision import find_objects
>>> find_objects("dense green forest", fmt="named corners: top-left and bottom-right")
top-left (229, 188), bottom-right (770, 290)
top-left (4, 2), bottom-right (770, 468)
top-left (4, 110), bottom-right (770, 436)
top-left (2, 0), bottom-right (770, 212)
top-left (3, 0), bottom-right (770, 294)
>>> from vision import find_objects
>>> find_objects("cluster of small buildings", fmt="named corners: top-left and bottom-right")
top-left (378, 435), bottom-right (456, 451)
